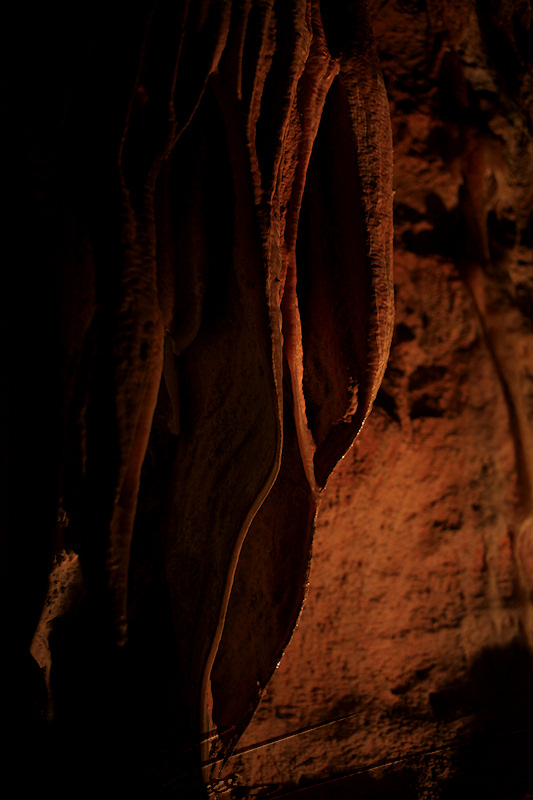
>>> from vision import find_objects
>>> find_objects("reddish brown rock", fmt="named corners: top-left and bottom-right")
top-left (5, 1), bottom-right (532, 797)
top-left (219, 0), bottom-right (533, 797)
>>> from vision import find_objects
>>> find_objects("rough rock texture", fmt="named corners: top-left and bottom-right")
top-left (1, 2), bottom-right (393, 796)
top-left (216, 0), bottom-right (533, 797)
top-left (4, 1), bottom-right (533, 797)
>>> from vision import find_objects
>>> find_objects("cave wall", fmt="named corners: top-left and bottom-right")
top-left (2, 0), bottom-right (533, 797)
top-left (220, 0), bottom-right (533, 797)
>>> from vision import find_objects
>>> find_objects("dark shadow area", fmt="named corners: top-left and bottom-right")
top-left (487, 209), bottom-right (518, 266)
top-left (401, 194), bottom-right (467, 259)
top-left (516, 283), bottom-right (533, 325)
top-left (475, 0), bottom-right (533, 117)
top-left (247, 767), bottom-right (418, 800)
top-left (431, 639), bottom-right (533, 800)
top-left (521, 211), bottom-right (533, 248)
top-left (373, 387), bottom-right (401, 423)
top-left (410, 395), bottom-right (444, 419)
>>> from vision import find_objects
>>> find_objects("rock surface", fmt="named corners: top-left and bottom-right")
top-left (2, 2), bottom-right (393, 796)
top-left (3, 1), bottom-right (533, 797)
top-left (216, 0), bottom-right (533, 797)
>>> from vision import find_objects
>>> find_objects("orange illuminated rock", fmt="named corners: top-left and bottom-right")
top-left (221, 1), bottom-right (533, 796)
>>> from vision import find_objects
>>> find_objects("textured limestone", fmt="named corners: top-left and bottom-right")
top-left (220, 0), bottom-right (533, 796)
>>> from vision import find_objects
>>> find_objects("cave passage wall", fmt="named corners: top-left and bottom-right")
top-left (219, 0), bottom-right (533, 798)
top-left (4, 1), bottom-right (532, 797)
top-left (1, 1), bottom-right (394, 795)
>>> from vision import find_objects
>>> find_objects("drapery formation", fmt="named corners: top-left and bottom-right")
top-left (2, 1), bottom-right (393, 793)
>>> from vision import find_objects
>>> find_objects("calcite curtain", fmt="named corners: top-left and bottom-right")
top-left (1, 1), bottom-right (393, 795)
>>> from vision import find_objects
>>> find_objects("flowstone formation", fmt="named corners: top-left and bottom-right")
top-left (2, 1), bottom-right (393, 795)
